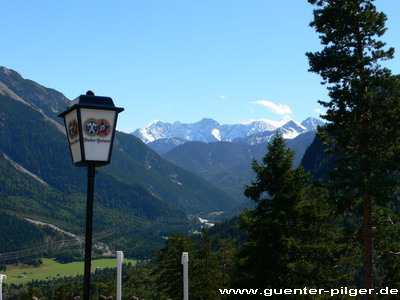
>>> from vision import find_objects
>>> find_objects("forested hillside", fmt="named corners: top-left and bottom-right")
top-left (163, 131), bottom-right (315, 201)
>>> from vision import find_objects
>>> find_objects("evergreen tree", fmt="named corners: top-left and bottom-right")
top-left (215, 238), bottom-right (235, 290)
top-left (307, 0), bottom-right (400, 294)
top-left (236, 133), bottom-right (308, 289)
top-left (373, 206), bottom-right (400, 292)
top-left (122, 262), bottom-right (158, 299)
top-left (293, 184), bottom-right (357, 289)
top-left (191, 232), bottom-right (221, 300)
top-left (153, 233), bottom-right (193, 300)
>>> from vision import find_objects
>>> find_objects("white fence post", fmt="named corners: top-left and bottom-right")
top-left (181, 252), bottom-right (189, 300)
top-left (0, 274), bottom-right (6, 300)
top-left (117, 251), bottom-right (124, 300)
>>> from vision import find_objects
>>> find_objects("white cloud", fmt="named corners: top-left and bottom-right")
top-left (220, 95), bottom-right (227, 100)
top-left (252, 100), bottom-right (292, 115)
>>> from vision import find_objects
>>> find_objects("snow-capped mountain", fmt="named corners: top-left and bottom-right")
top-left (132, 117), bottom-right (324, 146)
top-left (301, 117), bottom-right (324, 131)
top-left (134, 118), bottom-right (223, 144)
top-left (220, 120), bottom-right (277, 141)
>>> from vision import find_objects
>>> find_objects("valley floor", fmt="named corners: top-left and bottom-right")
top-left (2, 258), bottom-right (137, 285)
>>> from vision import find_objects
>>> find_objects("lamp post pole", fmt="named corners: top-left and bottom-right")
top-left (83, 164), bottom-right (96, 300)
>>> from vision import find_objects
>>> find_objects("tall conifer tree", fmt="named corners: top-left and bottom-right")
top-left (153, 233), bottom-right (193, 299)
top-left (236, 133), bottom-right (308, 288)
top-left (307, 0), bottom-right (400, 294)
top-left (237, 133), bottom-right (348, 291)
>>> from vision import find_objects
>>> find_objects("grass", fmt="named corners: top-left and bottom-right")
top-left (2, 258), bottom-right (137, 285)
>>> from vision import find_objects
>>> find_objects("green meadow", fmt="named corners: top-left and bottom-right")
top-left (3, 258), bottom-right (137, 285)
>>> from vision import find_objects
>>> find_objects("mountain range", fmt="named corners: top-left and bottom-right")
top-left (130, 116), bottom-right (322, 204)
top-left (133, 117), bottom-right (323, 144)
top-left (132, 117), bottom-right (323, 154)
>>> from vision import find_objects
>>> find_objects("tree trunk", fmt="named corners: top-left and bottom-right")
top-left (362, 193), bottom-right (373, 300)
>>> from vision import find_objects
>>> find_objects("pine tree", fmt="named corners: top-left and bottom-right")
top-left (307, 0), bottom-right (400, 294)
top-left (191, 232), bottom-right (222, 300)
top-left (236, 133), bottom-right (309, 289)
top-left (153, 233), bottom-right (192, 300)
top-left (215, 238), bottom-right (235, 290)
top-left (373, 206), bottom-right (400, 292)
top-left (294, 184), bottom-right (358, 289)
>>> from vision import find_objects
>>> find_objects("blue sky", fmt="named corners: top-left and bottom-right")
top-left (2, 0), bottom-right (400, 132)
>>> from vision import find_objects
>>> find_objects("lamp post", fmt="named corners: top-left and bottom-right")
top-left (0, 274), bottom-right (6, 300)
top-left (58, 91), bottom-right (124, 300)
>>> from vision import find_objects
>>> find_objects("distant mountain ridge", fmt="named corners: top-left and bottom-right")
top-left (163, 131), bottom-right (317, 203)
top-left (132, 117), bottom-right (322, 204)
top-left (132, 117), bottom-right (324, 147)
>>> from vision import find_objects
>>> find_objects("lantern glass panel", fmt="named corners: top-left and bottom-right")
top-left (80, 108), bottom-right (116, 162)
top-left (64, 109), bottom-right (82, 164)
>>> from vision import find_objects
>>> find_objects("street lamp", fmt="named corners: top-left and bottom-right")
top-left (58, 91), bottom-right (124, 300)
